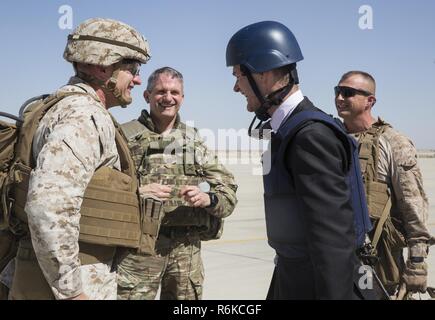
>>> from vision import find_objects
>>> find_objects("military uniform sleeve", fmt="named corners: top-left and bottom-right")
top-left (194, 133), bottom-right (238, 218)
top-left (25, 108), bottom-right (105, 300)
top-left (287, 122), bottom-right (355, 299)
top-left (386, 133), bottom-right (431, 246)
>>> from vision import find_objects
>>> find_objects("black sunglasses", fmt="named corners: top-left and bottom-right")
top-left (334, 86), bottom-right (373, 98)
top-left (121, 59), bottom-right (141, 76)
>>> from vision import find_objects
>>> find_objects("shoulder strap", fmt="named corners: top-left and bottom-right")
top-left (278, 110), bottom-right (372, 248)
top-left (278, 110), bottom-right (353, 158)
top-left (108, 115), bottom-right (138, 184)
top-left (371, 197), bottom-right (392, 249)
top-left (357, 128), bottom-right (377, 181)
top-left (357, 121), bottom-right (390, 181)
top-left (279, 110), bottom-right (344, 134)
top-left (121, 119), bottom-right (148, 141)
top-left (15, 91), bottom-right (89, 167)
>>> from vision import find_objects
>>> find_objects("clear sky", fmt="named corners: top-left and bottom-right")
top-left (1, 0), bottom-right (434, 149)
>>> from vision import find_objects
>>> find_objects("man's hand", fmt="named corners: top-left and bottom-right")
top-left (180, 186), bottom-right (210, 208)
top-left (402, 260), bottom-right (428, 293)
top-left (139, 183), bottom-right (172, 201)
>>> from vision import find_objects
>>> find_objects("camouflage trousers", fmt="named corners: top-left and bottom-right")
top-left (8, 239), bottom-right (117, 300)
top-left (117, 232), bottom-right (204, 300)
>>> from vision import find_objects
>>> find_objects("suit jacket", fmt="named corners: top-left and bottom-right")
top-left (268, 97), bottom-right (356, 299)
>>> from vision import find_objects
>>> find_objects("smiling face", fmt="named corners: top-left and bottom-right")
top-left (144, 72), bottom-right (184, 122)
top-left (114, 60), bottom-right (142, 105)
top-left (97, 60), bottom-right (142, 107)
top-left (232, 65), bottom-right (264, 112)
top-left (112, 69), bottom-right (142, 106)
top-left (77, 61), bottom-right (142, 108)
top-left (335, 74), bottom-right (375, 121)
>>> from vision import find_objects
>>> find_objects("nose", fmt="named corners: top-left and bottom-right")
top-left (162, 92), bottom-right (173, 102)
top-left (233, 80), bottom-right (240, 93)
top-left (335, 94), bottom-right (345, 109)
top-left (132, 74), bottom-right (142, 86)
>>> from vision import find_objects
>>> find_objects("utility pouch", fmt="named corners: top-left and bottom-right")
top-left (138, 195), bottom-right (164, 255)
top-left (198, 215), bottom-right (224, 241)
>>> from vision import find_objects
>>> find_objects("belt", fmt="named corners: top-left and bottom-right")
top-left (16, 239), bottom-right (116, 265)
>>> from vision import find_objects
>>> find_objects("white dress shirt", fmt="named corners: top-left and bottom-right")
top-left (270, 90), bottom-right (304, 132)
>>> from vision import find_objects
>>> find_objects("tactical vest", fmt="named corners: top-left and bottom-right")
top-left (10, 92), bottom-right (158, 257)
top-left (263, 108), bottom-right (372, 258)
top-left (121, 116), bottom-right (214, 230)
top-left (355, 119), bottom-right (406, 289)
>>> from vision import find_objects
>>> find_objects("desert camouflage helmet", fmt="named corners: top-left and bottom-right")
top-left (64, 18), bottom-right (151, 66)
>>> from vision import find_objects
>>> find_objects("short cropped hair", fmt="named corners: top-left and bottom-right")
top-left (339, 71), bottom-right (376, 90)
top-left (146, 67), bottom-right (184, 92)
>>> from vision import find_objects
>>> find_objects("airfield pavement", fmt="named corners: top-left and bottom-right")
top-left (200, 154), bottom-right (435, 300)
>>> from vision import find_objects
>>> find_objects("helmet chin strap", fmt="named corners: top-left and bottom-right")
top-left (242, 65), bottom-right (298, 138)
top-left (104, 68), bottom-right (132, 108)
top-left (78, 67), bottom-right (131, 108)
top-left (240, 65), bottom-right (269, 122)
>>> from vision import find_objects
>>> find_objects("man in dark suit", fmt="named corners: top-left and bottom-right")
top-left (226, 21), bottom-right (362, 299)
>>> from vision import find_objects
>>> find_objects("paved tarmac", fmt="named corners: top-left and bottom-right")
top-left (201, 157), bottom-right (435, 300)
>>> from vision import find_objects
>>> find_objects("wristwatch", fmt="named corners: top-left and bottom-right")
top-left (206, 192), bottom-right (218, 209)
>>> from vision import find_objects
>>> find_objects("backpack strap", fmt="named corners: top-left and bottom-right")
top-left (14, 91), bottom-right (89, 168)
top-left (3, 91), bottom-right (89, 232)
top-left (356, 120), bottom-right (390, 182)
top-left (371, 197), bottom-right (392, 250)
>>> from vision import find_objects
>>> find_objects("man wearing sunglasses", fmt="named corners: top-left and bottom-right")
top-left (1, 18), bottom-right (152, 300)
top-left (335, 71), bottom-right (434, 299)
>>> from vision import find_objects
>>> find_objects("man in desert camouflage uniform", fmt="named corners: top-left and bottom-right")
top-left (335, 71), bottom-right (435, 298)
top-left (3, 18), bottom-right (151, 300)
top-left (117, 67), bottom-right (238, 300)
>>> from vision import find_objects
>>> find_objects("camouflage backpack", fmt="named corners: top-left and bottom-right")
top-left (1, 92), bottom-right (135, 271)
top-left (0, 94), bottom-right (51, 272)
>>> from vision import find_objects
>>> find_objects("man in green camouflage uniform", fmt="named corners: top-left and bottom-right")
top-left (335, 71), bottom-right (435, 297)
top-left (117, 67), bottom-right (238, 300)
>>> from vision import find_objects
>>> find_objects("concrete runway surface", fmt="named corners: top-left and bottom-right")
top-left (201, 156), bottom-right (435, 300)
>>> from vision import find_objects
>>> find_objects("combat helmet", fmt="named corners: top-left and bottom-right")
top-left (226, 20), bottom-right (303, 73)
top-left (226, 21), bottom-right (303, 128)
top-left (64, 18), bottom-right (151, 66)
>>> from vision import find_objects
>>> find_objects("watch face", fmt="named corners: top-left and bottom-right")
top-left (199, 181), bottom-right (211, 193)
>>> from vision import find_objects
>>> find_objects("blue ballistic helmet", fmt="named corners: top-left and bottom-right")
top-left (226, 21), bottom-right (304, 73)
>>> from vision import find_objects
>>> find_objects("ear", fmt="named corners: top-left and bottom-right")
top-left (368, 96), bottom-right (377, 108)
top-left (143, 90), bottom-right (150, 103)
